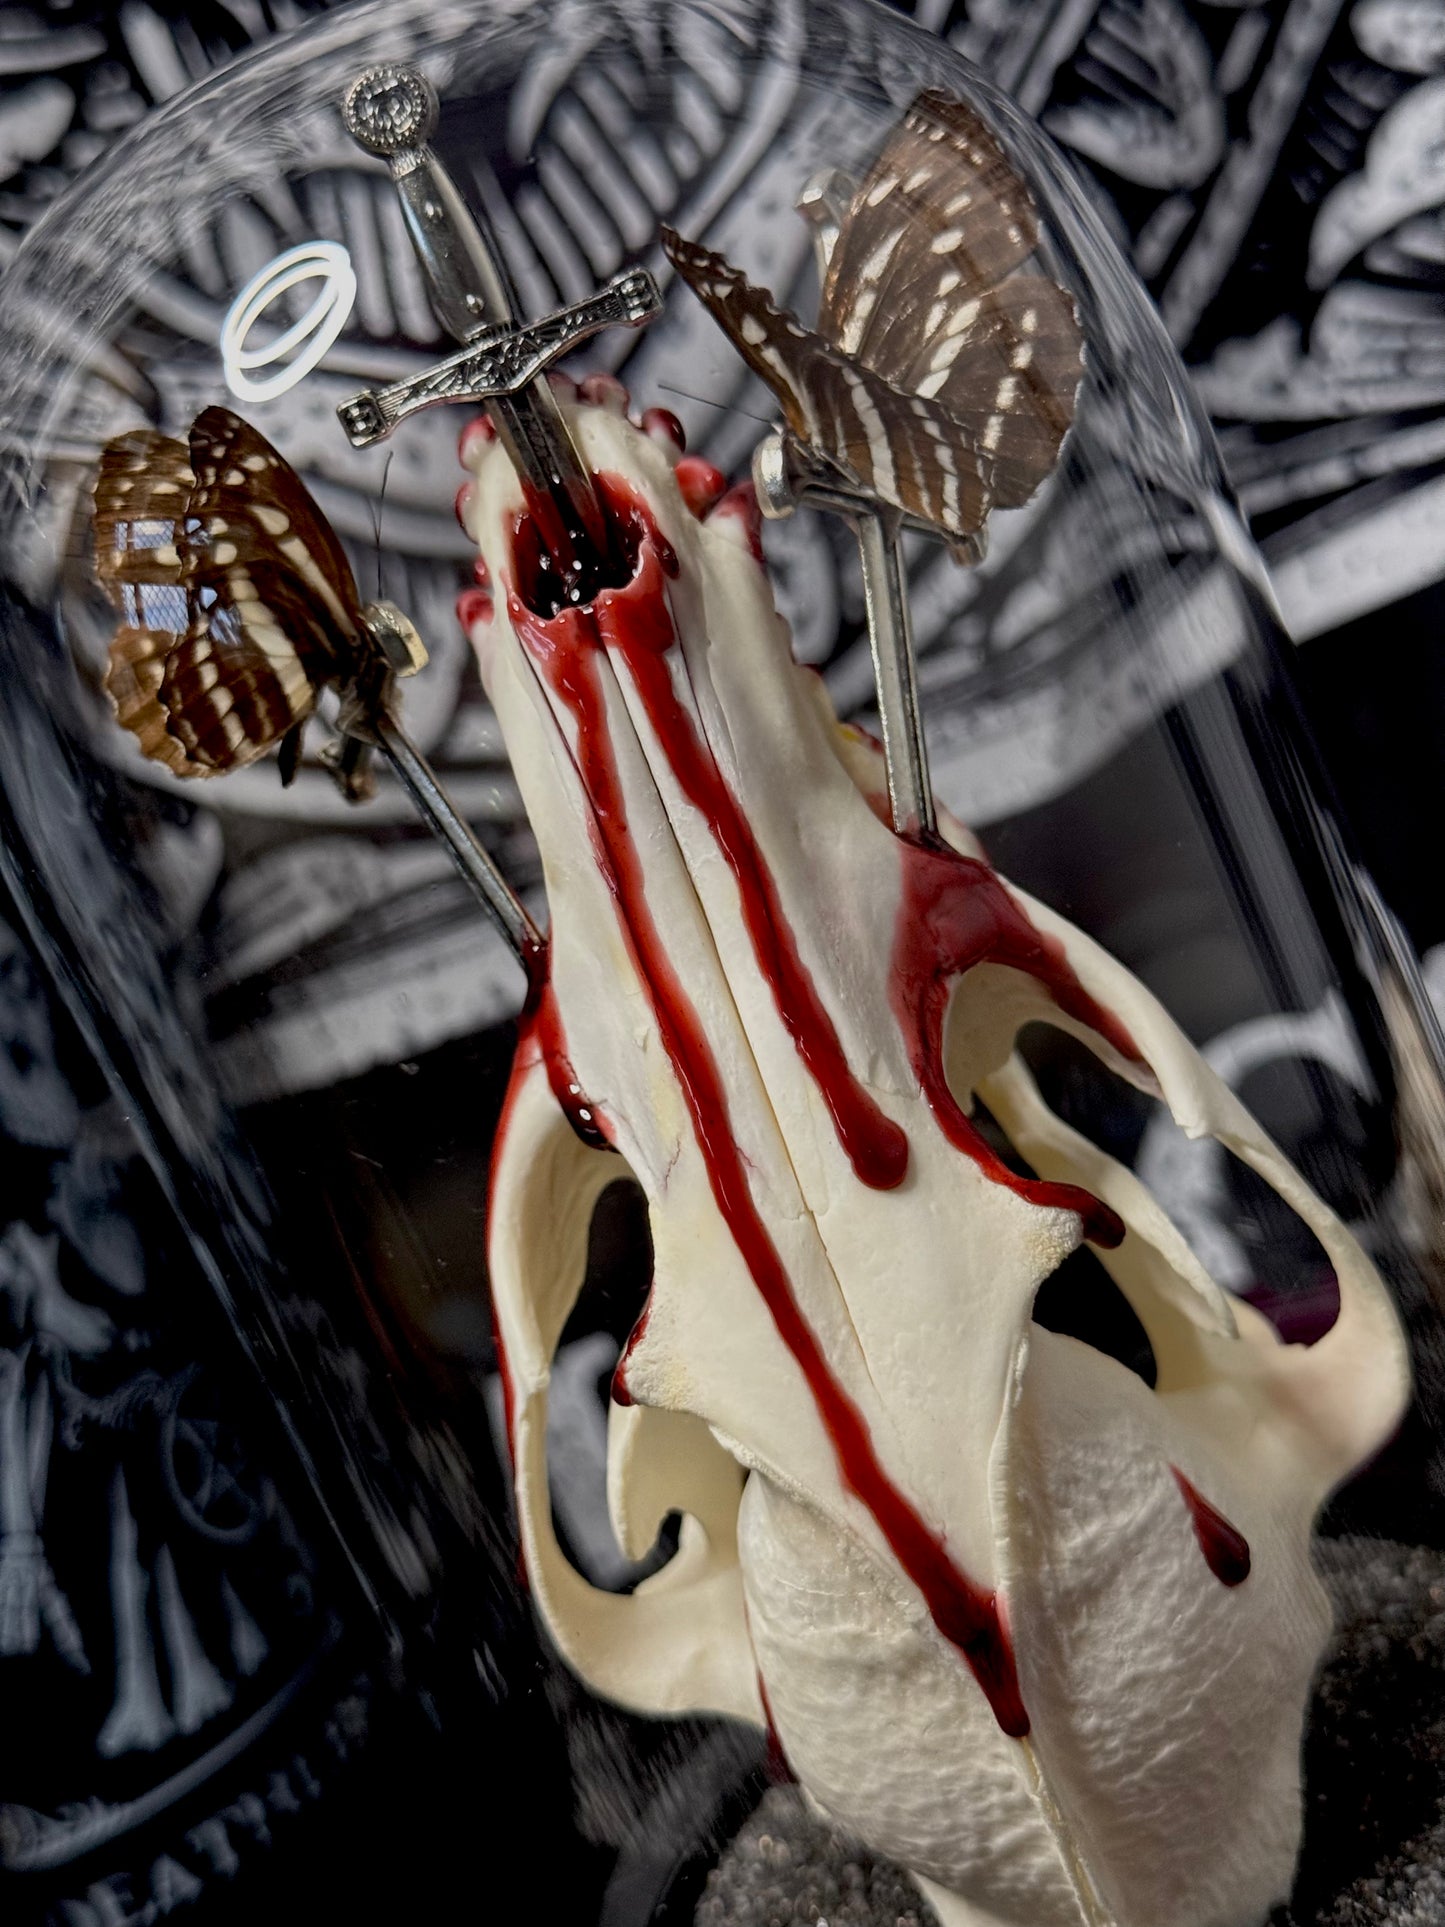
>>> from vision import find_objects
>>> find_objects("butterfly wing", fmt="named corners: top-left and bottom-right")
top-left (822, 90), bottom-right (1084, 511)
top-left (154, 588), bottom-right (320, 774)
top-left (907, 271), bottom-right (1084, 509)
top-left (93, 427), bottom-right (194, 631)
top-left (93, 428), bottom-right (213, 776)
top-left (93, 409), bottom-right (366, 775)
top-left (172, 408), bottom-right (367, 772)
top-left (662, 227), bottom-right (990, 538)
top-left (820, 90), bottom-right (1039, 365)
top-left (186, 407), bottom-right (361, 646)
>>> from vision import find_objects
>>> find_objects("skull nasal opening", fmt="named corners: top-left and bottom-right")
top-left (511, 474), bottom-right (679, 620)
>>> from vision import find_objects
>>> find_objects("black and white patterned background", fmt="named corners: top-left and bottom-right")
top-left (1, 1), bottom-right (1443, 1921)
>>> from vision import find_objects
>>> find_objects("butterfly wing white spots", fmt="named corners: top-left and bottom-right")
top-left (93, 430), bottom-right (214, 776)
top-left (666, 89), bottom-right (1083, 538)
top-left (94, 407), bottom-right (368, 775)
top-left (903, 272), bottom-right (1082, 507)
top-left (662, 224), bottom-right (992, 536)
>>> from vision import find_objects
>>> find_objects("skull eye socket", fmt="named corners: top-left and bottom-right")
top-left (1000, 1020), bottom-right (1344, 1355)
top-left (1033, 1243), bottom-right (1158, 1388)
top-left (538, 1173), bottom-right (679, 1595)
top-left (968, 1088), bottom-right (1157, 1387)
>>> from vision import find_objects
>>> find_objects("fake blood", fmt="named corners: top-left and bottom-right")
top-left (509, 477), bottom-right (1029, 1736)
top-left (494, 459), bottom-right (1254, 1737)
top-left (528, 970), bottom-right (611, 1151)
top-left (489, 938), bottom-right (609, 1414)
top-left (600, 550), bottom-right (909, 1193)
top-left (890, 841), bottom-right (1131, 1249)
top-left (1171, 1467), bottom-right (1251, 1587)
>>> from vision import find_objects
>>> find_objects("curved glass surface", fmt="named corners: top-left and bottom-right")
top-left (0, 3), bottom-right (1439, 1921)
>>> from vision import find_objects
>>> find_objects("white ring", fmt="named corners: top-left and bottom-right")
top-left (220, 241), bottom-right (358, 404)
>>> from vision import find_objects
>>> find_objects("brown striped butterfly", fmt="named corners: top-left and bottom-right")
top-left (92, 406), bottom-right (416, 784)
top-left (661, 89), bottom-right (1083, 543)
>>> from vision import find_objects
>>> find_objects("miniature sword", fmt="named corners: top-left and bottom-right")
top-left (330, 62), bottom-right (663, 963)
top-left (338, 63), bottom-right (661, 604)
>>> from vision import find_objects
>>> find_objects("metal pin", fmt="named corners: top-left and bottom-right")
top-left (754, 432), bottom-right (936, 840)
top-left (320, 600), bottom-right (542, 967)
top-left (854, 511), bottom-right (933, 840)
top-left (374, 715), bottom-right (543, 964)
top-left (339, 63), bottom-right (661, 603)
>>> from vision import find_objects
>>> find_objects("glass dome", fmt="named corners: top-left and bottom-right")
top-left (0, 3), bottom-right (1440, 1923)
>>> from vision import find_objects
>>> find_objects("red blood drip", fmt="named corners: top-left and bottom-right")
top-left (508, 487), bottom-right (1028, 1737)
top-left (591, 484), bottom-right (905, 1190)
top-left (456, 587), bottom-right (494, 632)
top-left (709, 480), bottom-right (765, 562)
top-left (610, 1299), bottom-right (651, 1408)
top-left (835, 717), bottom-right (892, 826)
top-left (529, 977), bottom-right (611, 1151)
top-left (511, 941), bottom-right (610, 1152)
top-left (514, 478), bottom-right (676, 625)
top-left (1171, 1467), bottom-right (1251, 1586)
top-left (487, 1033), bottom-right (535, 1470)
top-left (487, 947), bottom-right (606, 1595)
top-left (674, 454), bottom-right (727, 519)
top-left (641, 405), bottom-right (686, 451)
top-left (890, 839), bottom-right (1136, 1249)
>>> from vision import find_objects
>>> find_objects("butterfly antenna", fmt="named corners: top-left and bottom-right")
top-left (656, 382), bottom-right (772, 428)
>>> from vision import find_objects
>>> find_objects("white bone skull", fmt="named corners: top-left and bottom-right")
top-left (461, 399), bottom-right (1409, 1927)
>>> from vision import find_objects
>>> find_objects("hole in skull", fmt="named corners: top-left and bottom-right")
top-left (972, 1091), bottom-right (1158, 1387)
top-left (1014, 1021), bottom-right (1154, 1165)
top-left (510, 475), bottom-right (656, 619)
top-left (546, 1177), bottom-right (675, 1593)
top-left (1236, 1055), bottom-right (1390, 1230)
top-left (1014, 1022), bottom-right (1341, 1346)
top-left (1033, 1246), bottom-right (1158, 1388)
top-left (1211, 1155), bottom-right (1341, 1346)
top-left (559, 1175), bottom-right (653, 1357)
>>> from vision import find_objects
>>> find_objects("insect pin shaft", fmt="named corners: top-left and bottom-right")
top-left (855, 511), bottom-right (935, 840)
top-left (754, 436), bottom-right (935, 841)
top-left (374, 715), bottom-right (543, 965)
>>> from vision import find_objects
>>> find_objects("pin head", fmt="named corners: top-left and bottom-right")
top-left (752, 432), bottom-right (797, 521)
top-left (361, 600), bottom-right (429, 676)
top-left (342, 64), bottom-right (438, 158)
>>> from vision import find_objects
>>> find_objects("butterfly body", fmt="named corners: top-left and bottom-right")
top-left (663, 90), bottom-right (1084, 541)
top-left (93, 407), bottom-right (370, 779)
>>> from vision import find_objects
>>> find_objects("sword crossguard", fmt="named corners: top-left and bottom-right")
top-left (337, 267), bottom-right (662, 449)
